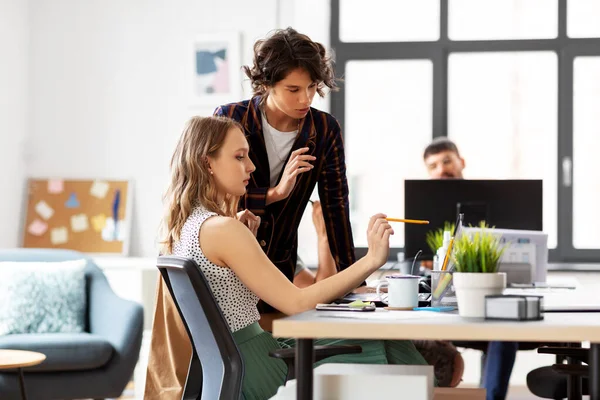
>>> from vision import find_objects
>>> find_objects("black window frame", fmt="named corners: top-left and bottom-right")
top-left (329, 0), bottom-right (600, 262)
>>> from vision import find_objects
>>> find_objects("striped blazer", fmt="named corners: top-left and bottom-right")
top-left (214, 96), bottom-right (356, 291)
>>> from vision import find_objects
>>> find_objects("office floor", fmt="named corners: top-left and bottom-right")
top-left (112, 384), bottom-right (583, 399)
top-left (459, 384), bottom-right (536, 399)
top-left (508, 386), bottom-right (587, 399)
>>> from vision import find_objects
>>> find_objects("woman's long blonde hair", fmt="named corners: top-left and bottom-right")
top-left (160, 116), bottom-right (243, 254)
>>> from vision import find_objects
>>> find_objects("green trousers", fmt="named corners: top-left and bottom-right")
top-left (232, 322), bottom-right (429, 400)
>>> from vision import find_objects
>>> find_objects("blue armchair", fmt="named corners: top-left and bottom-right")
top-left (0, 249), bottom-right (144, 400)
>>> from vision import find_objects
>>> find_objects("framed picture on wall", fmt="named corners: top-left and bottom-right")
top-left (191, 32), bottom-right (243, 107)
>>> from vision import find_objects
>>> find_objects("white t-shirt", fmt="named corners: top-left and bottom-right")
top-left (261, 112), bottom-right (298, 187)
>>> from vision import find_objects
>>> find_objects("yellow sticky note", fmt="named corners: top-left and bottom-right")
top-left (50, 227), bottom-right (68, 245)
top-left (91, 214), bottom-right (107, 232)
top-left (70, 214), bottom-right (89, 233)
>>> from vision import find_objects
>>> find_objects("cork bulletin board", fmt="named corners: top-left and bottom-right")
top-left (22, 179), bottom-right (133, 255)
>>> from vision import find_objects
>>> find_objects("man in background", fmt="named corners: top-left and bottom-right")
top-left (423, 136), bottom-right (465, 179)
top-left (423, 137), bottom-right (519, 400)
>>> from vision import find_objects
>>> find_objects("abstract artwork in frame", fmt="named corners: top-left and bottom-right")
top-left (192, 32), bottom-right (242, 107)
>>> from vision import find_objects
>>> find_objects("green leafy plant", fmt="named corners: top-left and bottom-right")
top-left (425, 221), bottom-right (455, 253)
top-left (452, 222), bottom-right (508, 273)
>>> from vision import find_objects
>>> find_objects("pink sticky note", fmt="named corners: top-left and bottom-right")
top-left (48, 179), bottom-right (64, 194)
top-left (28, 219), bottom-right (48, 236)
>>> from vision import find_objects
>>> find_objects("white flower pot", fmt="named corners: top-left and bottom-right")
top-left (453, 272), bottom-right (506, 318)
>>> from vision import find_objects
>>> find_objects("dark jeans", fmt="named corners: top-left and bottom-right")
top-left (482, 341), bottom-right (519, 400)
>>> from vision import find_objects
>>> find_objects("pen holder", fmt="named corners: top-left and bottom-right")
top-left (430, 271), bottom-right (457, 307)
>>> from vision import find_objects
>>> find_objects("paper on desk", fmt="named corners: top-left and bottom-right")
top-left (317, 310), bottom-right (456, 321)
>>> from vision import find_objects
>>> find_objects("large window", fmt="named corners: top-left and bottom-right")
top-left (322, 0), bottom-right (600, 263)
top-left (448, 52), bottom-right (558, 248)
top-left (340, 0), bottom-right (439, 42)
top-left (345, 60), bottom-right (433, 248)
top-left (573, 56), bottom-right (600, 249)
top-left (448, 0), bottom-right (558, 40)
top-left (567, 0), bottom-right (600, 38)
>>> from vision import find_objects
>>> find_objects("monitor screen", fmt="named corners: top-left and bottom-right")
top-left (403, 179), bottom-right (543, 260)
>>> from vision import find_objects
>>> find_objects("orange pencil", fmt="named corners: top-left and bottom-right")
top-left (385, 218), bottom-right (429, 225)
top-left (440, 237), bottom-right (455, 271)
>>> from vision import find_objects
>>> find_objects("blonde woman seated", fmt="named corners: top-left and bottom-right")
top-left (147, 116), bottom-right (431, 400)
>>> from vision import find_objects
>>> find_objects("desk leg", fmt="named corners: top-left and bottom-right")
top-left (567, 342), bottom-right (582, 400)
top-left (18, 368), bottom-right (28, 400)
top-left (296, 339), bottom-right (314, 400)
top-left (591, 343), bottom-right (600, 400)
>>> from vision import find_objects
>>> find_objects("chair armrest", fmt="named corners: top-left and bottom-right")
top-left (538, 347), bottom-right (588, 364)
top-left (269, 345), bottom-right (362, 382)
top-left (89, 272), bottom-right (144, 355)
top-left (552, 364), bottom-right (589, 377)
top-left (85, 264), bottom-right (145, 393)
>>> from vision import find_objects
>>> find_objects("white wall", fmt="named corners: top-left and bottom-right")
top-left (25, 0), bottom-right (329, 256)
top-left (0, 0), bottom-right (29, 247)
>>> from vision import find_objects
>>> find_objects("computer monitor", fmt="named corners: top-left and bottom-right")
top-left (403, 179), bottom-right (543, 260)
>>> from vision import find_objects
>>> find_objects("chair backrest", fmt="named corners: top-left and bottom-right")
top-left (156, 255), bottom-right (244, 400)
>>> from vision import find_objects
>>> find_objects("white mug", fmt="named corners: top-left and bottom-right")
top-left (376, 274), bottom-right (421, 309)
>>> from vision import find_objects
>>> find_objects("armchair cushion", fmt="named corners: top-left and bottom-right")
top-left (0, 259), bottom-right (87, 335)
top-left (0, 332), bottom-right (113, 372)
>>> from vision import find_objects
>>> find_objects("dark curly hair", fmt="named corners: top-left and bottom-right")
top-left (243, 27), bottom-right (337, 105)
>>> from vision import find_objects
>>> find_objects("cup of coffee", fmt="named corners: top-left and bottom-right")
top-left (376, 274), bottom-right (420, 309)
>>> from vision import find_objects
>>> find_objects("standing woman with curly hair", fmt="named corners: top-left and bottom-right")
top-left (213, 27), bottom-right (357, 322)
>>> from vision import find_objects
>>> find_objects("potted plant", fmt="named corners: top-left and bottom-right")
top-left (451, 223), bottom-right (508, 318)
top-left (425, 222), bottom-right (455, 253)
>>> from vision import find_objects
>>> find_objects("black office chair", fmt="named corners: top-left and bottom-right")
top-left (157, 255), bottom-right (362, 399)
top-left (452, 340), bottom-right (557, 386)
top-left (527, 345), bottom-right (589, 400)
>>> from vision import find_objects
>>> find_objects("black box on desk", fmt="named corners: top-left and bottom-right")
top-left (485, 295), bottom-right (544, 321)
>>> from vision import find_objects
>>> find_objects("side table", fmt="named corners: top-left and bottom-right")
top-left (0, 349), bottom-right (46, 400)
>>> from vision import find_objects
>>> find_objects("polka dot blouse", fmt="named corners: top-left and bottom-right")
top-left (172, 206), bottom-right (261, 332)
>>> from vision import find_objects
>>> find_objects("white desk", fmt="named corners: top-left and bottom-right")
top-left (273, 310), bottom-right (600, 400)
